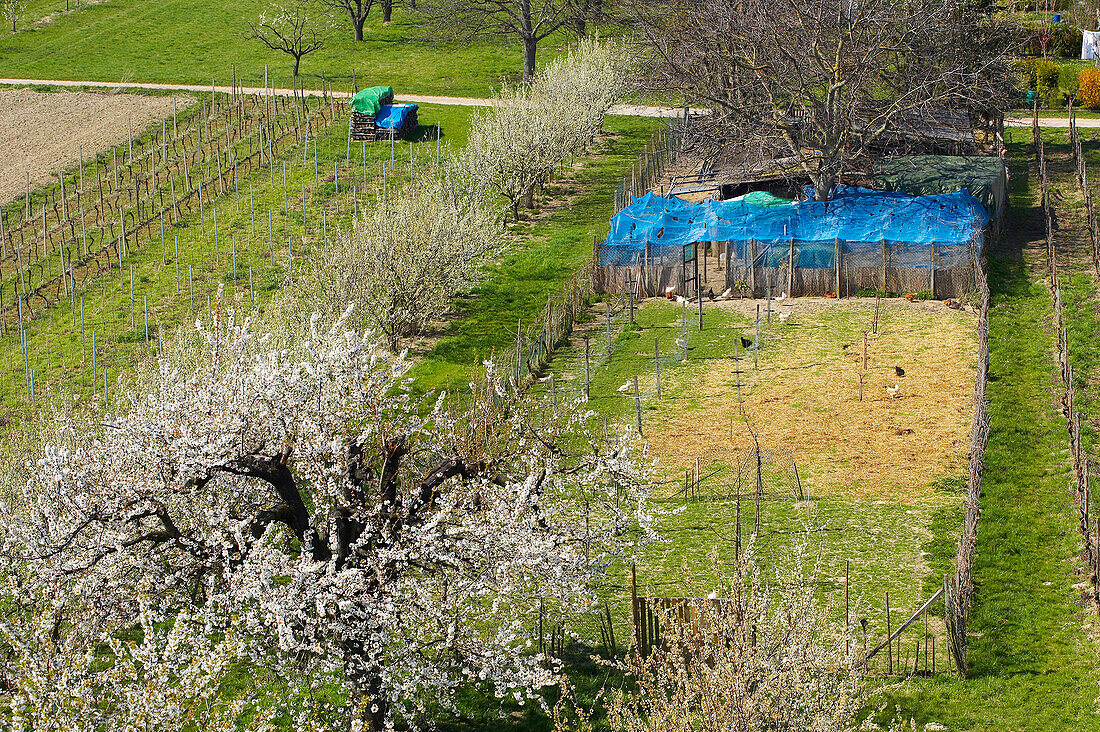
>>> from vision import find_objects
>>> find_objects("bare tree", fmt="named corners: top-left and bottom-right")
top-left (249, 2), bottom-right (325, 77)
top-left (417, 0), bottom-right (570, 79)
top-left (321, 0), bottom-right (375, 39)
top-left (631, 0), bottom-right (1018, 201)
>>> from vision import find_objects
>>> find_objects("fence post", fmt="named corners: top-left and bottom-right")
top-left (834, 237), bottom-right (841, 297)
top-left (584, 336), bottom-right (590, 399)
top-left (886, 591), bottom-right (893, 675)
top-left (881, 238), bottom-right (887, 294)
top-left (750, 239), bottom-right (757, 296)
top-left (633, 376), bottom-right (643, 437)
top-left (631, 563), bottom-right (643, 656)
top-left (930, 244), bottom-right (936, 297)
top-left (788, 238), bottom-right (795, 297)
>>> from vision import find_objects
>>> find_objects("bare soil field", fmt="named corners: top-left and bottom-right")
top-left (0, 87), bottom-right (191, 205)
top-left (645, 297), bottom-right (978, 501)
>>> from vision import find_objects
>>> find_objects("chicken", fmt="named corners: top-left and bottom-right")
top-left (617, 380), bottom-right (633, 393)
top-left (740, 336), bottom-right (755, 349)
top-left (775, 292), bottom-right (788, 303)
top-left (719, 287), bottom-right (733, 300)
top-left (904, 293), bottom-right (916, 302)
top-left (665, 286), bottom-right (678, 300)
top-left (778, 311), bottom-right (791, 323)
top-left (676, 295), bottom-right (688, 305)
top-left (707, 287), bottom-right (715, 301)
top-left (886, 384), bottom-right (900, 399)
top-left (895, 365), bottom-right (905, 377)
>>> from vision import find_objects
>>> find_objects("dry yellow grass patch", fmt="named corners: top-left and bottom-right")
top-left (645, 298), bottom-right (978, 502)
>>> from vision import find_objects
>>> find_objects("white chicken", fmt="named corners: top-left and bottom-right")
top-left (617, 380), bottom-right (633, 393)
top-left (778, 311), bottom-right (791, 323)
top-left (886, 384), bottom-right (900, 399)
top-left (775, 292), bottom-right (788, 303)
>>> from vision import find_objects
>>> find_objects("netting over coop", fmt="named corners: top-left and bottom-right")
top-left (349, 86), bottom-right (419, 142)
top-left (598, 186), bottom-right (991, 299)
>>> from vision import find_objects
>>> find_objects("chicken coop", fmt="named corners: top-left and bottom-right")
top-left (595, 183), bottom-right (991, 301)
top-left (349, 85), bottom-right (419, 142)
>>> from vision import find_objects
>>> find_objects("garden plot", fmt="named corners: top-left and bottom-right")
top-left (537, 296), bottom-right (976, 659)
top-left (0, 88), bottom-right (190, 205)
top-left (646, 297), bottom-right (979, 501)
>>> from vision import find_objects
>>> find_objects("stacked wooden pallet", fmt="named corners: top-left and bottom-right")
top-left (351, 111), bottom-right (380, 142)
top-left (378, 106), bottom-right (418, 140)
top-left (352, 106), bottom-right (419, 142)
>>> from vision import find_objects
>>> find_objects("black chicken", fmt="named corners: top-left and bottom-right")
top-left (740, 336), bottom-right (754, 349)
top-left (895, 365), bottom-right (905, 377)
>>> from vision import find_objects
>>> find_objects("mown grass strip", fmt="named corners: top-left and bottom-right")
top-left (884, 131), bottom-right (1100, 732)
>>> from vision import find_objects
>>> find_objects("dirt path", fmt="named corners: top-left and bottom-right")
top-left (0, 88), bottom-right (191, 205)
top-left (0, 78), bottom-right (686, 118)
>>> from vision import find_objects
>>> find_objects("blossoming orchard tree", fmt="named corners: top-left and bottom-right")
top-left (0, 304), bottom-right (657, 730)
top-left (464, 39), bottom-right (632, 220)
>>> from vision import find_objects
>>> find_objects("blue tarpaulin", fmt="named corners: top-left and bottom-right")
top-left (600, 187), bottom-right (989, 267)
top-left (376, 103), bottom-right (418, 129)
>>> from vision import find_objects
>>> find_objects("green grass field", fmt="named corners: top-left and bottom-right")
top-left (875, 129), bottom-right (1100, 731)
top-left (0, 0), bottom-right (570, 96)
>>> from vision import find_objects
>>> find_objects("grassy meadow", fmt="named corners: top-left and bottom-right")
top-left (0, 0), bottom-right (568, 95)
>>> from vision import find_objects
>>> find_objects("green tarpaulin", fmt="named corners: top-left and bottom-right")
top-left (350, 86), bottom-right (394, 116)
top-left (873, 155), bottom-right (1007, 221)
top-left (729, 191), bottom-right (794, 207)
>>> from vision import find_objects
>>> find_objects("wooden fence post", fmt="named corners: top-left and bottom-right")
top-left (834, 237), bottom-right (841, 297)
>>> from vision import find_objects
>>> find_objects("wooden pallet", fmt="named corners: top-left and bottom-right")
top-left (351, 108), bottom-right (419, 142)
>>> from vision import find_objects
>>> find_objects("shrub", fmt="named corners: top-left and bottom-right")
top-left (589, 544), bottom-right (869, 732)
top-left (1035, 58), bottom-right (1060, 92)
top-left (1079, 67), bottom-right (1100, 107)
top-left (1014, 58), bottom-right (1037, 91)
top-left (1033, 58), bottom-right (1062, 106)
